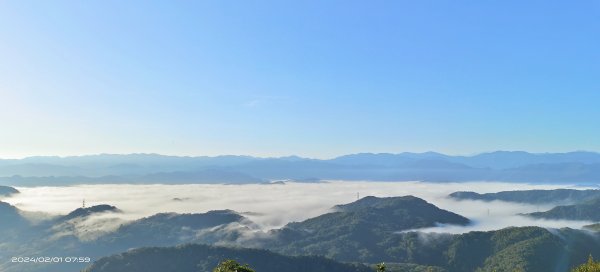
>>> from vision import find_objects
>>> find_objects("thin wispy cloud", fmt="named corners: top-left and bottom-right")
top-left (243, 99), bottom-right (263, 108)
top-left (242, 95), bottom-right (289, 109)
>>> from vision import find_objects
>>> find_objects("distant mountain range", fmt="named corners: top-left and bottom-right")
top-left (2, 151), bottom-right (600, 185)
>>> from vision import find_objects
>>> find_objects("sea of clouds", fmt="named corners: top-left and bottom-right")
top-left (2, 181), bottom-right (595, 234)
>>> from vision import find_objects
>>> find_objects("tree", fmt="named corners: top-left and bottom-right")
top-left (375, 262), bottom-right (386, 272)
top-left (572, 255), bottom-right (600, 272)
top-left (213, 260), bottom-right (256, 272)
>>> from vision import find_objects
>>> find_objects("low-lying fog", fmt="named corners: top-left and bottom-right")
top-left (2, 181), bottom-right (595, 234)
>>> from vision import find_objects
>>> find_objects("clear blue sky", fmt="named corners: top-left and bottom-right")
top-left (0, 1), bottom-right (598, 159)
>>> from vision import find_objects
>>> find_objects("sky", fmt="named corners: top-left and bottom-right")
top-left (0, 1), bottom-right (599, 159)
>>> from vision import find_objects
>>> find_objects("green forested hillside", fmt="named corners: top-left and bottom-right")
top-left (243, 197), bottom-right (600, 271)
top-left (267, 196), bottom-right (469, 261)
top-left (274, 226), bottom-right (600, 272)
top-left (82, 227), bottom-right (600, 272)
top-left (382, 226), bottom-right (592, 271)
top-left (82, 244), bottom-right (371, 272)
top-left (525, 197), bottom-right (600, 221)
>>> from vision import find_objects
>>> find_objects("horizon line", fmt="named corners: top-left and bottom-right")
top-left (0, 150), bottom-right (597, 161)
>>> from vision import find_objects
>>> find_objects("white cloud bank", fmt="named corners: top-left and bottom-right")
top-left (2, 181), bottom-right (594, 233)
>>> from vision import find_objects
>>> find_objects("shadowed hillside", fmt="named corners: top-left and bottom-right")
top-left (81, 244), bottom-right (371, 272)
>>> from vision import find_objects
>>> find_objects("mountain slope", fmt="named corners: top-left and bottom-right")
top-left (0, 201), bottom-right (29, 236)
top-left (268, 196), bottom-right (469, 262)
top-left (81, 227), bottom-right (600, 272)
top-left (82, 244), bottom-right (371, 272)
top-left (0, 209), bottom-right (254, 272)
top-left (60, 205), bottom-right (120, 221)
top-left (0, 185), bottom-right (19, 197)
top-left (524, 197), bottom-right (600, 221)
top-left (449, 189), bottom-right (600, 205)
top-left (372, 227), bottom-right (599, 272)
top-left (86, 209), bottom-right (252, 253)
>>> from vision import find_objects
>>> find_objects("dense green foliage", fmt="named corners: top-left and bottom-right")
top-left (409, 227), bottom-right (561, 272)
top-left (213, 260), bottom-right (255, 272)
top-left (526, 197), bottom-right (600, 221)
top-left (572, 255), bottom-right (600, 272)
top-left (449, 189), bottom-right (600, 205)
top-left (82, 244), bottom-right (371, 272)
top-left (270, 226), bottom-right (600, 272)
top-left (384, 263), bottom-right (446, 272)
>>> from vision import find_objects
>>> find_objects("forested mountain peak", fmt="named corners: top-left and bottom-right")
top-left (61, 204), bottom-right (120, 221)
